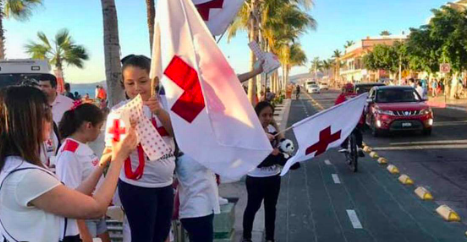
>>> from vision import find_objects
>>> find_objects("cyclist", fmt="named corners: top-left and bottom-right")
top-left (295, 84), bottom-right (301, 100)
top-left (335, 83), bottom-right (365, 157)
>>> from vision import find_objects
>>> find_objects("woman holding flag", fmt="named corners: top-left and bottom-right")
top-left (106, 55), bottom-right (176, 242)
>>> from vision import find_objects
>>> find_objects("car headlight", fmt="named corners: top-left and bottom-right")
top-left (421, 108), bottom-right (432, 115)
top-left (375, 109), bottom-right (394, 115)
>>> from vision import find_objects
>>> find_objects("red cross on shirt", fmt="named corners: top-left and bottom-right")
top-left (305, 126), bottom-right (341, 157)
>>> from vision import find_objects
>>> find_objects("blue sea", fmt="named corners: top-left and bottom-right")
top-left (71, 86), bottom-right (96, 98)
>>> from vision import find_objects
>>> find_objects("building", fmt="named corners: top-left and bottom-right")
top-left (339, 34), bottom-right (408, 83)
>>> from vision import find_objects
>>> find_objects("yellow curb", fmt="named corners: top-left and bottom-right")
top-left (377, 157), bottom-right (387, 164)
top-left (436, 205), bottom-right (461, 222)
top-left (398, 174), bottom-right (414, 185)
top-left (387, 164), bottom-right (400, 174)
top-left (370, 151), bottom-right (379, 158)
top-left (414, 187), bottom-right (433, 200)
top-left (363, 146), bottom-right (372, 153)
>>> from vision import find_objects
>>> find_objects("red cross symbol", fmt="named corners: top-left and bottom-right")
top-left (108, 119), bottom-right (126, 142)
top-left (305, 126), bottom-right (341, 157)
top-left (164, 56), bottom-right (205, 123)
top-left (195, 0), bottom-right (224, 21)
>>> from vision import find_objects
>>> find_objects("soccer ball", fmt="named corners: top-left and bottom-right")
top-left (279, 139), bottom-right (295, 155)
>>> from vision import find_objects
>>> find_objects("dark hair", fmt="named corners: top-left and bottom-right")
top-left (59, 104), bottom-right (104, 138)
top-left (0, 86), bottom-right (52, 170)
top-left (121, 55), bottom-right (151, 74)
top-left (39, 74), bottom-right (58, 88)
top-left (65, 83), bottom-right (71, 91)
top-left (255, 101), bottom-right (274, 116)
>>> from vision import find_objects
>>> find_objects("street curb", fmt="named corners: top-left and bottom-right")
top-left (279, 99), bottom-right (292, 131)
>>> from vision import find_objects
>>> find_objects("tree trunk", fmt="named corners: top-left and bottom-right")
top-left (146, 0), bottom-right (155, 51)
top-left (101, 0), bottom-right (125, 107)
top-left (0, 1), bottom-right (6, 59)
top-left (247, 0), bottom-right (259, 105)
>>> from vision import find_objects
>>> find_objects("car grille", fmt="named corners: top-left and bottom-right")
top-left (393, 110), bottom-right (421, 116)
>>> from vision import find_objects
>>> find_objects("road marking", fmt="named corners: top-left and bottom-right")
top-left (373, 144), bottom-right (467, 151)
top-left (346, 210), bottom-right (363, 229)
top-left (390, 139), bottom-right (467, 146)
top-left (324, 159), bottom-right (331, 165)
top-left (332, 174), bottom-right (341, 184)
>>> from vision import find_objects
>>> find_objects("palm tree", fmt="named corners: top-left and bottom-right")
top-left (25, 29), bottom-right (88, 80)
top-left (332, 49), bottom-right (342, 84)
top-left (380, 30), bottom-right (391, 36)
top-left (344, 40), bottom-right (355, 49)
top-left (310, 57), bottom-right (322, 78)
top-left (101, 0), bottom-right (125, 106)
top-left (228, 0), bottom-right (315, 103)
top-left (0, 0), bottom-right (42, 59)
top-left (321, 59), bottom-right (333, 76)
top-left (145, 0), bottom-right (155, 51)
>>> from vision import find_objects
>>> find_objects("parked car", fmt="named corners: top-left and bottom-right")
top-left (307, 84), bottom-right (320, 94)
top-left (355, 82), bottom-right (385, 94)
top-left (365, 86), bottom-right (433, 136)
top-left (319, 82), bottom-right (329, 90)
top-left (0, 59), bottom-right (54, 89)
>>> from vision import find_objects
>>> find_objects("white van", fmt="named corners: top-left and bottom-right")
top-left (0, 59), bottom-right (54, 89)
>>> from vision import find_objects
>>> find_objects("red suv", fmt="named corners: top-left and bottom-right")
top-left (365, 86), bottom-right (433, 136)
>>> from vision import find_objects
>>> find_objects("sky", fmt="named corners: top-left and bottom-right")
top-left (5, 0), bottom-right (450, 84)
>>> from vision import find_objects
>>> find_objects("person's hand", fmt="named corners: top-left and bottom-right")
top-left (266, 133), bottom-right (275, 141)
top-left (112, 121), bottom-right (138, 162)
top-left (255, 59), bottom-right (265, 74)
top-left (99, 147), bottom-right (112, 167)
top-left (272, 148), bottom-right (280, 156)
top-left (144, 96), bottom-right (162, 115)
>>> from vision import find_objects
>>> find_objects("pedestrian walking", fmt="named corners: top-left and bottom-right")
top-left (431, 79), bottom-right (438, 97)
top-left (56, 103), bottom-right (111, 242)
top-left (0, 85), bottom-right (137, 242)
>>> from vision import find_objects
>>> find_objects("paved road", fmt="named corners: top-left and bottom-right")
top-left (275, 90), bottom-right (467, 242)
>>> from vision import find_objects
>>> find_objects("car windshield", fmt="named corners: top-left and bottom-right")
top-left (311, 84), bottom-right (318, 87)
top-left (375, 89), bottom-right (421, 103)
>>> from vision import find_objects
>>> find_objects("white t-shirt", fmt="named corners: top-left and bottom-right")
top-left (0, 156), bottom-right (61, 242)
top-left (107, 97), bottom-right (175, 188)
top-left (176, 154), bottom-right (220, 219)
top-left (55, 138), bottom-right (104, 237)
top-left (248, 125), bottom-right (281, 177)
top-left (51, 94), bottom-right (74, 124)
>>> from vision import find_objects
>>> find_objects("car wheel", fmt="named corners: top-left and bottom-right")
top-left (423, 128), bottom-right (432, 136)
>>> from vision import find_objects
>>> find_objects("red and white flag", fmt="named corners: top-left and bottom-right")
top-left (281, 94), bottom-right (368, 175)
top-left (151, 0), bottom-right (272, 178)
top-left (192, 0), bottom-right (244, 36)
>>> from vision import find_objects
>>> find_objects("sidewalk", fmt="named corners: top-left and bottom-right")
top-left (218, 99), bottom-right (292, 242)
top-left (427, 95), bottom-right (467, 112)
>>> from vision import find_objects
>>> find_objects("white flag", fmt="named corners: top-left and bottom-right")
top-left (192, 0), bottom-right (245, 36)
top-left (281, 94), bottom-right (368, 176)
top-left (152, 0), bottom-right (272, 178)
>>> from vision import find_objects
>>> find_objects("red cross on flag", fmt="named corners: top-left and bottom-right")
top-left (151, 0), bottom-right (272, 178)
top-left (192, 0), bottom-right (245, 36)
top-left (281, 94), bottom-right (368, 176)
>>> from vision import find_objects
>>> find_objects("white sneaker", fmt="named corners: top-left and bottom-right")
top-left (218, 196), bottom-right (229, 205)
top-left (338, 148), bottom-right (349, 153)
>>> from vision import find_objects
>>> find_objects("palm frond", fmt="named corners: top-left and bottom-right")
top-left (4, 0), bottom-right (42, 20)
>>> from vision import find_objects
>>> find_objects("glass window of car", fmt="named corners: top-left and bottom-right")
top-left (311, 84), bottom-right (319, 88)
top-left (375, 89), bottom-right (422, 103)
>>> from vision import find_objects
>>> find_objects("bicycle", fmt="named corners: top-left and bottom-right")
top-left (344, 131), bottom-right (359, 172)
